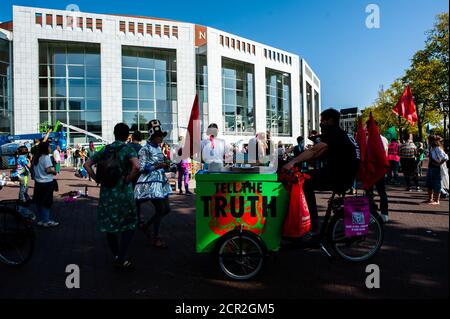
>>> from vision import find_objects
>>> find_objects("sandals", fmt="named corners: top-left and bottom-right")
top-left (113, 258), bottom-right (135, 271)
top-left (139, 223), bottom-right (168, 248)
top-left (151, 237), bottom-right (168, 248)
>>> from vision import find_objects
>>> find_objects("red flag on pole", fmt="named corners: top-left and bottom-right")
top-left (362, 114), bottom-right (390, 189)
top-left (179, 94), bottom-right (200, 160)
top-left (392, 85), bottom-right (418, 126)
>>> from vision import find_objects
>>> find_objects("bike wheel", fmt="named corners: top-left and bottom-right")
top-left (328, 213), bottom-right (384, 262)
top-left (0, 208), bottom-right (35, 267)
top-left (217, 231), bottom-right (265, 280)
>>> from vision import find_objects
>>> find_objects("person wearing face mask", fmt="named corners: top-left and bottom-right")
top-left (282, 108), bottom-right (360, 235)
top-left (201, 123), bottom-right (228, 171)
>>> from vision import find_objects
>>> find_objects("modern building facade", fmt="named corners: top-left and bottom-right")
top-left (0, 5), bottom-right (321, 145)
top-left (339, 107), bottom-right (359, 133)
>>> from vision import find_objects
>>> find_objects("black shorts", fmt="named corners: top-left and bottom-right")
top-left (33, 181), bottom-right (54, 209)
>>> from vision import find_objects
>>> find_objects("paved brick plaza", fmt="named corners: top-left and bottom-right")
top-left (0, 163), bottom-right (448, 299)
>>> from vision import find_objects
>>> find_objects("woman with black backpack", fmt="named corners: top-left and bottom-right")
top-left (84, 123), bottom-right (140, 270)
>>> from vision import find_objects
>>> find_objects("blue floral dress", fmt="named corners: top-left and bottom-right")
top-left (135, 141), bottom-right (172, 200)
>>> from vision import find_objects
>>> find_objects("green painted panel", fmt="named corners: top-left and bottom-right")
top-left (195, 172), bottom-right (289, 253)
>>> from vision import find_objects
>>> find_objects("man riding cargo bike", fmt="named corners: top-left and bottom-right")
top-left (195, 108), bottom-right (384, 280)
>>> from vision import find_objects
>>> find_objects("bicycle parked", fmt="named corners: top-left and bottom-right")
top-left (0, 181), bottom-right (36, 267)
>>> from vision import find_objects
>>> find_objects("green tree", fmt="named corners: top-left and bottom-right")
top-left (362, 13), bottom-right (449, 141)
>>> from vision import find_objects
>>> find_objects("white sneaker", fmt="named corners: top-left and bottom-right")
top-left (37, 221), bottom-right (45, 226)
top-left (381, 215), bottom-right (389, 223)
top-left (43, 221), bottom-right (60, 227)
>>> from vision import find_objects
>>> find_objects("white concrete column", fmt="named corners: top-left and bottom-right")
top-left (254, 61), bottom-right (266, 135)
top-left (13, 8), bottom-right (40, 134)
top-left (290, 58), bottom-right (301, 141)
top-left (206, 31), bottom-right (223, 135)
top-left (100, 18), bottom-right (122, 142)
top-left (175, 25), bottom-right (196, 140)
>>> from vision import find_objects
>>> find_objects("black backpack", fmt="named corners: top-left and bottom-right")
top-left (96, 144), bottom-right (126, 188)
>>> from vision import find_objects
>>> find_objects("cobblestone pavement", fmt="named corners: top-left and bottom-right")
top-left (0, 164), bottom-right (448, 299)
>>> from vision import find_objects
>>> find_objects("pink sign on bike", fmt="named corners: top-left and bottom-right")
top-left (343, 197), bottom-right (370, 237)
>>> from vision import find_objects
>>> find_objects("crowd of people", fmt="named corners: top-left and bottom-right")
top-left (4, 109), bottom-right (448, 269)
top-left (386, 133), bottom-right (449, 203)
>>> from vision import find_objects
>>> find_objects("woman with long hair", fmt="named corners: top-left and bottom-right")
top-left (32, 141), bottom-right (59, 227)
top-left (425, 135), bottom-right (449, 205)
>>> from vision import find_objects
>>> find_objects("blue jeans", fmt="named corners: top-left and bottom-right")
top-left (37, 206), bottom-right (51, 223)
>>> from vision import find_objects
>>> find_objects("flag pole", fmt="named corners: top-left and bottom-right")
top-left (398, 115), bottom-right (402, 142)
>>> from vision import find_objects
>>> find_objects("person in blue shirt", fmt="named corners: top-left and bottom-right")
top-left (14, 146), bottom-right (31, 203)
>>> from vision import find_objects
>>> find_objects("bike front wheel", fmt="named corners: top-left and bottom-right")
top-left (217, 231), bottom-right (265, 281)
top-left (328, 213), bottom-right (384, 262)
top-left (0, 208), bottom-right (35, 267)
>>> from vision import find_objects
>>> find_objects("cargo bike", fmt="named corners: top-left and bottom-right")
top-left (195, 168), bottom-right (384, 280)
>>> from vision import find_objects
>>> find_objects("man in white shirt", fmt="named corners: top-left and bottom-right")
top-left (201, 123), bottom-right (228, 170)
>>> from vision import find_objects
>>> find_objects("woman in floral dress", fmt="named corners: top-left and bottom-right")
top-left (84, 123), bottom-right (140, 270)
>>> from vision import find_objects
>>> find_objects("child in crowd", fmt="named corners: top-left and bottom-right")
top-left (13, 146), bottom-right (32, 204)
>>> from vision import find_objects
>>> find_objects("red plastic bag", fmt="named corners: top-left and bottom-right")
top-left (282, 172), bottom-right (311, 237)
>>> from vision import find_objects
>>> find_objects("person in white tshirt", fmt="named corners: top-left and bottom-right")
top-left (53, 145), bottom-right (61, 174)
top-left (201, 123), bottom-right (228, 170)
top-left (32, 141), bottom-right (59, 227)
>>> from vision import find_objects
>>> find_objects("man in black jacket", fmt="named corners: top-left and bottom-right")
top-left (283, 108), bottom-right (360, 233)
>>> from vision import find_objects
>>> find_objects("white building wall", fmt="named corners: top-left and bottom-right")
top-left (301, 59), bottom-right (321, 144)
top-left (12, 6), bottom-right (195, 142)
top-left (206, 27), bottom-right (301, 145)
top-left (11, 5), bottom-right (319, 147)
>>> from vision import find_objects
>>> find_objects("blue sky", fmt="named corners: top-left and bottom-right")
top-left (1, 0), bottom-right (448, 110)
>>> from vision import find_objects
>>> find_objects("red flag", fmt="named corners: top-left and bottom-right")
top-left (180, 94), bottom-right (200, 160)
top-left (362, 115), bottom-right (390, 189)
top-left (356, 118), bottom-right (367, 181)
top-left (393, 85), bottom-right (418, 126)
top-left (282, 172), bottom-right (311, 238)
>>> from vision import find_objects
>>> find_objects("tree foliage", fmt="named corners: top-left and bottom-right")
top-left (361, 13), bottom-right (449, 141)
